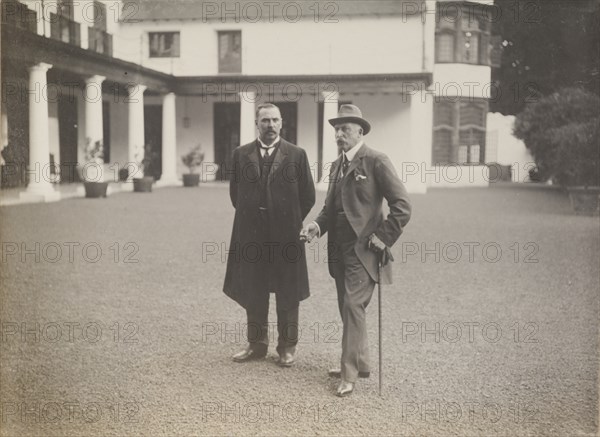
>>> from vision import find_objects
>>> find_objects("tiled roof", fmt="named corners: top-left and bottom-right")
top-left (123, 0), bottom-right (425, 22)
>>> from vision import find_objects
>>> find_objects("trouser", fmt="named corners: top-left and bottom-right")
top-left (246, 207), bottom-right (299, 355)
top-left (246, 300), bottom-right (299, 355)
top-left (331, 212), bottom-right (376, 383)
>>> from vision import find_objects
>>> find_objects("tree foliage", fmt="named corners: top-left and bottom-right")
top-left (514, 87), bottom-right (599, 187)
top-left (491, 0), bottom-right (600, 115)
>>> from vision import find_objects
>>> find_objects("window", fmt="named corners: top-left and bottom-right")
top-left (457, 145), bottom-right (468, 164)
top-left (462, 31), bottom-right (479, 64)
top-left (435, 33), bottom-right (455, 63)
top-left (432, 98), bottom-right (488, 164)
top-left (435, 4), bottom-right (492, 65)
top-left (218, 31), bottom-right (241, 73)
top-left (460, 103), bottom-right (485, 126)
top-left (459, 131), bottom-right (483, 163)
top-left (57, 0), bottom-right (74, 19)
top-left (93, 0), bottom-right (106, 31)
top-left (433, 130), bottom-right (453, 164)
top-left (50, 9), bottom-right (80, 46)
top-left (89, 27), bottom-right (112, 55)
top-left (434, 100), bottom-right (454, 127)
top-left (149, 32), bottom-right (180, 58)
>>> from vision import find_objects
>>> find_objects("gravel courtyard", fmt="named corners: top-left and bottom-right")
top-left (0, 184), bottom-right (598, 436)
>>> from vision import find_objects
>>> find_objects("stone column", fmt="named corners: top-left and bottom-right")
top-left (317, 90), bottom-right (339, 190)
top-left (83, 75), bottom-right (106, 182)
top-left (127, 84), bottom-right (146, 179)
top-left (239, 90), bottom-right (257, 145)
top-left (158, 92), bottom-right (179, 186)
top-left (20, 62), bottom-right (60, 202)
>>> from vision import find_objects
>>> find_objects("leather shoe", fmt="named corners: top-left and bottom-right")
top-left (277, 351), bottom-right (296, 367)
top-left (336, 380), bottom-right (355, 397)
top-left (232, 346), bottom-right (267, 363)
top-left (328, 368), bottom-right (370, 379)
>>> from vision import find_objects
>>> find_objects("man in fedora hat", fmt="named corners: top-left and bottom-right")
top-left (300, 104), bottom-right (411, 397)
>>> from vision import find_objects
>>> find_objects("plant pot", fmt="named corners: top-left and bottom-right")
top-left (183, 173), bottom-right (200, 187)
top-left (567, 186), bottom-right (600, 215)
top-left (133, 176), bottom-right (154, 193)
top-left (84, 182), bottom-right (108, 198)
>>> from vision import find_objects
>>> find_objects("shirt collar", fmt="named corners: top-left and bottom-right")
top-left (258, 137), bottom-right (281, 149)
top-left (342, 141), bottom-right (364, 162)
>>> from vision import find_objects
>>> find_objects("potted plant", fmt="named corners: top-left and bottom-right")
top-left (1, 143), bottom-right (27, 188)
top-left (514, 88), bottom-right (600, 214)
top-left (133, 143), bottom-right (155, 193)
top-left (79, 138), bottom-right (108, 198)
top-left (181, 146), bottom-right (205, 187)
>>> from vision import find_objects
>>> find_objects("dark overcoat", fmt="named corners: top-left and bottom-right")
top-left (223, 139), bottom-right (316, 311)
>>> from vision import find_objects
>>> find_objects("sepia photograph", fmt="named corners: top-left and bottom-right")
top-left (1, 0), bottom-right (599, 435)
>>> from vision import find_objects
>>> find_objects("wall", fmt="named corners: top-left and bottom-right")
top-left (350, 94), bottom-right (412, 178)
top-left (115, 14), bottom-right (425, 76)
top-left (174, 95), bottom-right (215, 178)
top-left (76, 90), bottom-right (130, 181)
top-left (433, 64), bottom-right (493, 99)
top-left (486, 112), bottom-right (535, 182)
top-left (426, 165), bottom-right (490, 188)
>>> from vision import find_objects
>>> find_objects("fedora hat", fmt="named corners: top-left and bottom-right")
top-left (328, 104), bottom-right (371, 135)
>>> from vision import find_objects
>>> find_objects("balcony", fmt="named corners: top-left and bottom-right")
top-left (1, 0), bottom-right (37, 33)
top-left (49, 13), bottom-right (80, 46)
top-left (88, 27), bottom-right (113, 57)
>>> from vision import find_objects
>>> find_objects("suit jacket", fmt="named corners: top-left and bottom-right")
top-left (223, 139), bottom-right (316, 311)
top-left (315, 144), bottom-right (411, 284)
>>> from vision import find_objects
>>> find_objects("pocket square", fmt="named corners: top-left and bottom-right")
top-left (355, 174), bottom-right (367, 181)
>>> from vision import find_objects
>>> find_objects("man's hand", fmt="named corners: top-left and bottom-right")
top-left (369, 234), bottom-right (394, 266)
top-left (300, 223), bottom-right (319, 243)
top-left (368, 234), bottom-right (386, 253)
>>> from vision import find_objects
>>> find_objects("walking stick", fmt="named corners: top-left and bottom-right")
top-left (377, 255), bottom-right (383, 396)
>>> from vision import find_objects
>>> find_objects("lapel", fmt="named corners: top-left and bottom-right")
top-left (244, 140), bottom-right (261, 167)
top-left (325, 155), bottom-right (343, 210)
top-left (268, 139), bottom-right (289, 184)
top-left (341, 143), bottom-right (368, 186)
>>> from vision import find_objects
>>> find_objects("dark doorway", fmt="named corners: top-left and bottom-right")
top-left (2, 76), bottom-right (29, 188)
top-left (214, 102), bottom-right (240, 181)
top-left (58, 97), bottom-right (78, 183)
top-left (273, 101), bottom-right (297, 145)
top-left (144, 105), bottom-right (163, 180)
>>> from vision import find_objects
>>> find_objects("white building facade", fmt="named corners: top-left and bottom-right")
top-left (1, 0), bottom-right (499, 200)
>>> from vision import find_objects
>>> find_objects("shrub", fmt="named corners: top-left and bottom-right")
top-left (514, 87), bottom-right (600, 187)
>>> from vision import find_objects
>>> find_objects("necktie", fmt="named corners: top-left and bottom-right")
top-left (340, 156), bottom-right (350, 180)
top-left (261, 147), bottom-right (273, 158)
